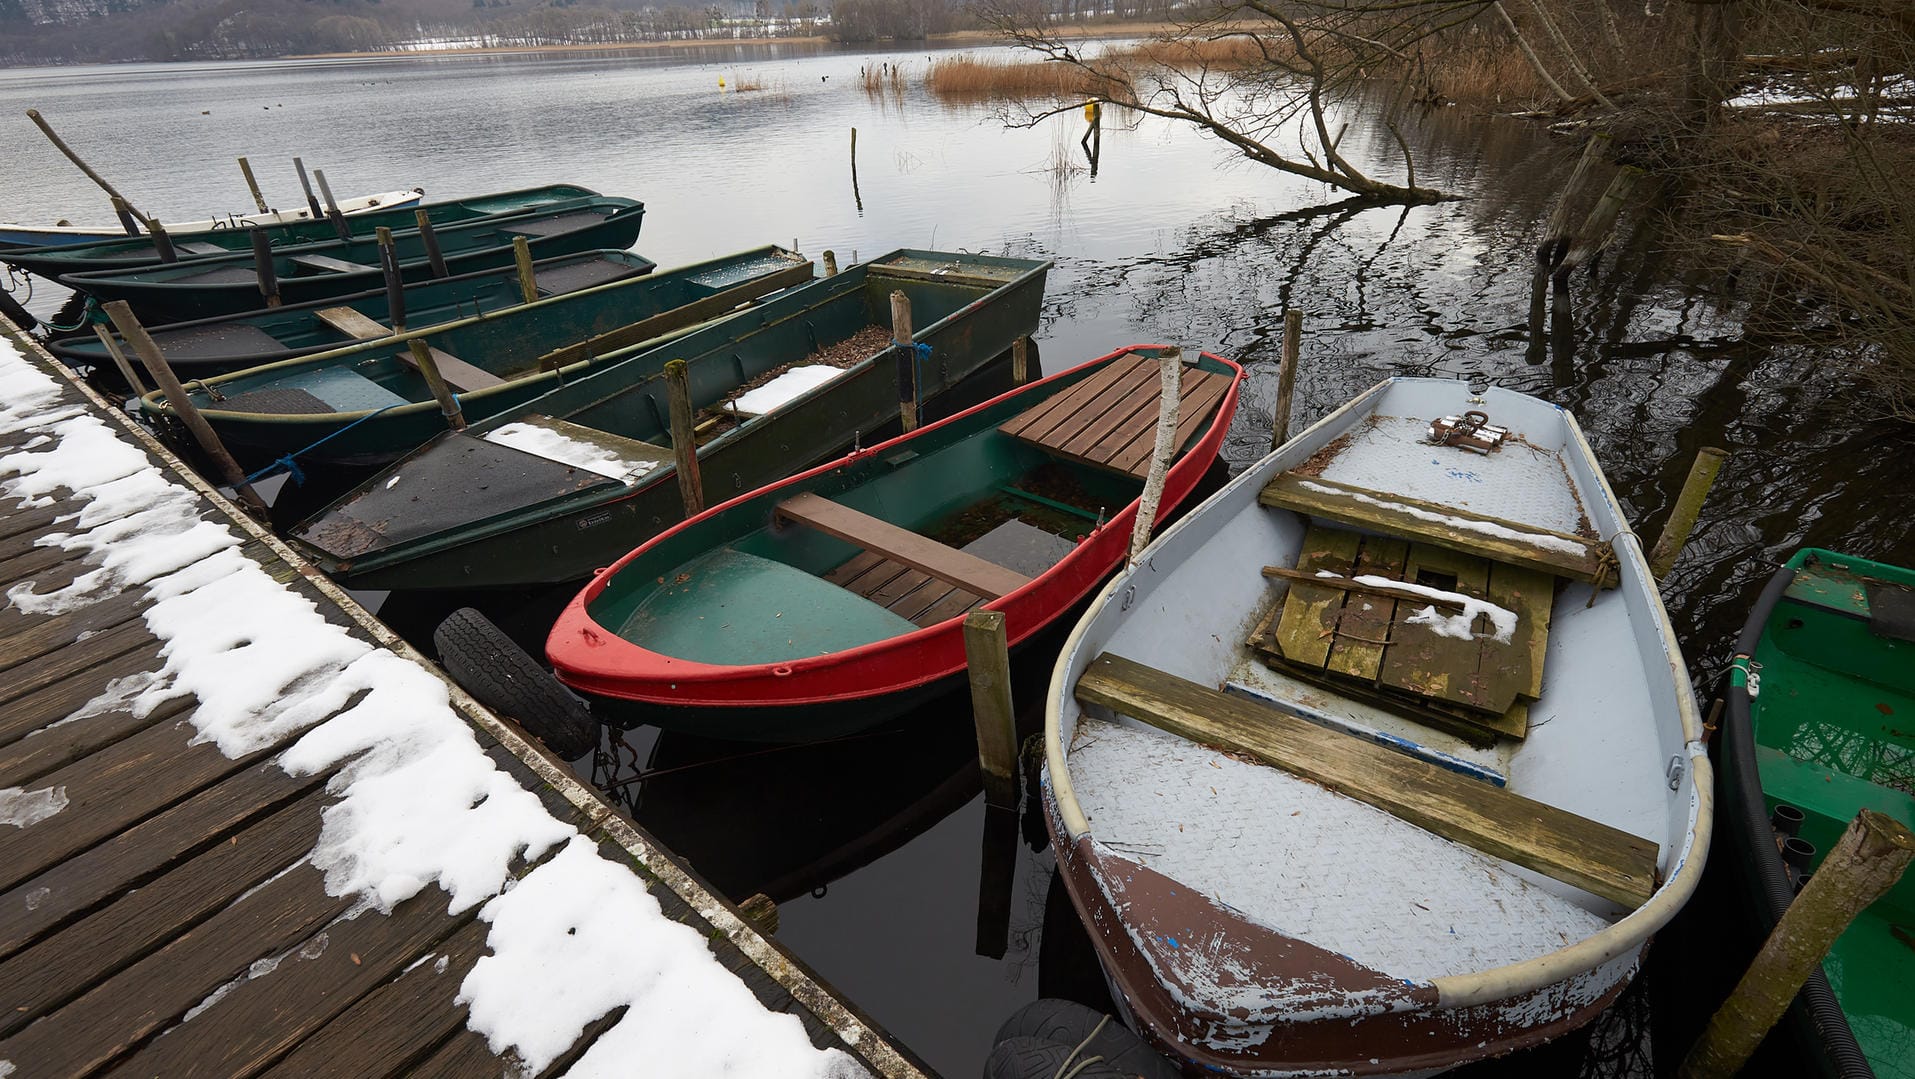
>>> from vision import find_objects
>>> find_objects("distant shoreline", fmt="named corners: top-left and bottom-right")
top-left (285, 23), bottom-right (1179, 61)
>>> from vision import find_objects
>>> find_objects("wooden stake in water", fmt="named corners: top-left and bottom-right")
top-left (292, 157), bottom-right (323, 219)
top-left (26, 108), bottom-right (147, 226)
top-left (822, 250), bottom-right (838, 277)
top-left (143, 216), bottom-right (178, 263)
top-left (891, 290), bottom-right (917, 433)
top-left (376, 227), bottom-right (406, 333)
top-left (250, 230), bottom-right (280, 308)
top-left (237, 156), bottom-right (268, 214)
top-left (664, 359), bottom-right (705, 517)
top-left (513, 237), bottom-right (538, 305)
top-left (414, 209), bottom-right (448, 278)
top-left (850, 127), bottom-right (863, 214)
top-left (1271, 309), bottom-right (1301, 449)
top-left (407, 338), bottom-right (464, 432)
top-left (1681, 810), bottom-right (1915, 1079)
top-left (964, 609), bottom-right (1017, 811)
top-left (1129, 348), bottom-right (1184, 566)
top-left (102, 301), bottom-right (268, 517)
top-left (311, 168), bottom-right (350, 240)
top-left (1647, 446), bottom-right (1727, 579)
top-left (1012, 336), bottom-right (1032, 385)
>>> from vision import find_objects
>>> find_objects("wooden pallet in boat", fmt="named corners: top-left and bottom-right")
top-left (1000, 350), bottom-right (1233, 479)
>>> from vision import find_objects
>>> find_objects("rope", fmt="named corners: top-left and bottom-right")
top-left (893, 339), bottom-right (934, 393)
top-left (39, 295), bottom-right (106, 335)
top-left (240, 403), bottom-right (400, 487)
top-left (1053, 1015), bottom-right (1107, 1079)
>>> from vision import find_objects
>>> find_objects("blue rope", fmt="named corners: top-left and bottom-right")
top-left (241, 403), bottom-right (402, 487)
top-left (893, 339), bottom-right (934, 389)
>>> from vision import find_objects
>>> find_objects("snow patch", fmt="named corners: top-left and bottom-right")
top-left (1296, 480), bottom-right (1588, 555)
top-left (729, 365), bottom-right (845, 415)
top-left (0, 785), bottom-right (69, 827)
top-left (484, 421), bottom-right (658, 482)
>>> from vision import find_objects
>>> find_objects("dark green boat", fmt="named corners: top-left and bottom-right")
top-left (1720, 548), bottom-right (1915, 1079)
top-left (140, 245), bottom-right (812, 468)
top-left (49, 249), bottom-right (657, 379)
top-left (286, 250), bottom-right (1052, 591)
top-left (64, 196), bottom-right (644, 320)
top-left (2, 184), bottom-right (597, 278)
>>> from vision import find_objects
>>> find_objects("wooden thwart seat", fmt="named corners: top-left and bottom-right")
top-left (776, 492), bottom-right (1030, 600)
top-left (175, 241), bottom-right (227, 256)
top-left (288, 254), bottom-right (376, 275)
top-left (394, 345), bottom-right (505, 393)
top-left (1000, 350), bottom-right (1233, 479)
top-left (1260, 471), bottom-right (1614, 586)
top-left (312, 307), bottom-right (391, 342)
top-left (535, 264), bottom-right (813, 372)
top-left (1074, 652), bottom-right (1659, 909)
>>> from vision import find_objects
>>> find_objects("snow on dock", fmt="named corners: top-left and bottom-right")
top-left (0, 319), bottom-right (916, 1078)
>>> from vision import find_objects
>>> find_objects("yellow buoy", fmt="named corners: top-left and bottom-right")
top-left (719, 75), bottom-right (727, 90)
top-left (1084, 100), bottom-right (1100, 122)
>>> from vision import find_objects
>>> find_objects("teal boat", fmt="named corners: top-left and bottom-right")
top-left (48, 249), bottom-right (657, 379)
top-left (140, 246), bottom-right (812, 468)
top-left (1720, 548), bottom-right (1915, 1079)
top-left (286, 250), bottom-right (1053, 591)
top-left (63, 196), bottom-right (643, 320)
top-left (2, 184), bottom-right (594, 278)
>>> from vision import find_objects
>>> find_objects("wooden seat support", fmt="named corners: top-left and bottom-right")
top-left (394, 346), bottom-right (505, 394)
top-left (312, 307), bottom-right (391, 342)
top-left (775, 492), bottom-right (1030, 600)
top-left (288, 254), bottom-right (376, 275)
top-left (1073, 652), bottom-right (1660, 908)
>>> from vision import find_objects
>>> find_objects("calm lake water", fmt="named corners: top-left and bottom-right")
top-left (4, 42), bottom-right (1911, 1078)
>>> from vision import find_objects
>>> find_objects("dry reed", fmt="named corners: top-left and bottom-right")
top-left (924, 54), bottom-right (1107, 101)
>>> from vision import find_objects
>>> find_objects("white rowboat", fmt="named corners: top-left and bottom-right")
top-left (0, 188), bottom-right (424, 248)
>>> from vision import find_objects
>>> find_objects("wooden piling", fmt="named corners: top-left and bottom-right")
top-left (664, 359), bottom-right (705, 518)
top-left (1680, 810), bottom-right (1915, 1079)
top-left (1012, 336), bottom-right (1031, 385)
top-left (513, 237), bottom-right (538, 305)
top-left (250, 230), bottom-right (280, 308)
top-left (376, 227), bottom-right (407, 333)
top-left (976, 805), bottom-right (1017, 959)
top-left (1129, 349), bottom-right (1184, 566)
top-left (1554, 165), bottom-right (1643, 288)
top-left (850, 127), bottom-right (862, 214)
top-left (110, 196), bottom-right (140, 237)
top-left (1538, 134), bottom-right (1610, 269)
top-left (407, 339), bottom-right (465, 431)
top-left (144, 218), bottom-right (177, 263)
top-left (890, 290), bottom-right (917, 433)
top-left (27, 109), bottom-right (147, 225)
top-left (292, 157), bottom-right (323, 219)
top-left (311, 168), bottom-right (350, 240)
top-left (90, 324), bottom-right (148, 397)
top-left (738, 893), bottom-right (779, 935)
top-left (237, 156), bottom-right (268, 215)
top-left (1271, 310), bottom-right (1301, 449)
top-left (101, 301), bottom-right (268, 516)
top-left (963, 609), bottom-right (1018, 811)
top-left (414, 209), bottom-right (448, 278)
top-left (822, 250), bottom-right (838, 277)
top-left (1647, 446), bottom-right (1728, 578)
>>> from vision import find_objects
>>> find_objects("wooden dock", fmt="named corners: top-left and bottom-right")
top-left (0, 316), bottom-right (925, 1078)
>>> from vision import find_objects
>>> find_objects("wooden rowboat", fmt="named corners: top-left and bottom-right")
top-left (139, 246), bottom-right (810, 468)
top-left (544, 345), bottom-right (1240, 741)
top-left (61, 196), bottom-right (643, 320)
top-left (49, 249), bottom-right (657, 378)
top-left (1042, 378), bottom-right (1711, 1076)
top-left (1716, 548), bottom-right (1914, 1077)
top-left (285, 250), bottom-right (1053, 591)
top-left (0, 186), bottom-right (427, 251)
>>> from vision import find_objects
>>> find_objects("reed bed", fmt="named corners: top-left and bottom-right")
top-left (924, 55), bottom-right (1108, 102)
top-left (861, 60), bottom-right (908, 96)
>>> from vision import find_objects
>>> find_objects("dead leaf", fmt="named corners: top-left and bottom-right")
top-left (350, 953), bottom-right (361, 965)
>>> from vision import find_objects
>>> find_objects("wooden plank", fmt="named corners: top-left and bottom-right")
top-left (406, 1027), bottom-right (509, 1079)
top-left (535, 263), bottom-right (813, 372)
top-left (312, 305), bottom-right (392, 341)
top-left (0, 618), bottom-right (154, 713)
top-left (0, 795), bottom-right (324, 1038)
top-left (0, 863), bottom-right (352, 1078)
top-left (0, 759), bottom-right (323, 962)
top-left (1489, 560), bottom-right (1555, 701)
top-left (1104, 369), bottom-right (1232, 477)
top-left (1272, 526), bottom-right (1361, 669)
top-left (1074, 652), bottom-right (1659, 908)
top-left (289, 253), bottom-right (375, 274)
top-left (1062, 375), bottom-right (1164, 463)
top-left (999, 352), bottom-right (1150, 442)
top-left (0, 541), bottom-right (86, 589)
top-left (115, 887), bottom-right (473, 1078)
top-left (1259, 472), bottom-right (1613, 585)
top-left (1378, 543), bottom-right (1507, 715)
top-left (0, 642), bottom-right (173, 750)
top-left (262, 918), bottom-right (492, 1079)
top-left (1011, 355), bottom-right (1157, 449)
top-left (1324, 534), bottom-right (1409, 681)
top-left (0, 694), bottom-right (185, 790)
top-left (775, 492), bottom-right (1030, 600)
top-left (395, 345), bottom-right (505, 393)
top-left (0, 586), bottom-right (147, 675)
top-left (0, 501), bottom-right (67, 546)
top-left (898, 581), bottom-right (980, 627)
top-left (822, 550), bottom-right (889, 590)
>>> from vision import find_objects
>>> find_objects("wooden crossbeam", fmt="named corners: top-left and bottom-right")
top-left (1073, 652), bottom-right (1659, 908)
top-left (776, 492), bottom-right (1030, 600)
top-left (288, 254), bottom-right (374, 275)
top-left (535, 262), bottom-right (813, 372)
top-left (312, 306), bottom-right (390, 341)
top-left (1259, 472), bottom-right (1614, 585)
top-left (394, 345), bottom-right (503, 393)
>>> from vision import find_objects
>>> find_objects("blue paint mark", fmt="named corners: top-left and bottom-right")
top-left (1165, 936), bottom-right (1180, 948)
top-left (1446, 468), bottom-right (1483, 484)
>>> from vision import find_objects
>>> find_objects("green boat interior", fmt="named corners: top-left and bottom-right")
top-left (587, 349), bottom-right (1236, 666)
top-left (1751, 549), bottom-right (1915, 1077)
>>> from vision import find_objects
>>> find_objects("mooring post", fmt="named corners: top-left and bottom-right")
top-left (376, 227), bottom-right (407, 333)
top-left (27, 108), bottom-right (148, 226)
top-left (1554, 165), bottom-right (1643, 289)
top-left (1538, 133), bottom-right (1610, 269)
top-left (102, 300), bottom-right (269, 516)
top-left (1680, 810), bottom-right (1915, 1079)
top-left (90, 324), bottom-right (149, 398)
top-left (664, 359), bottom-right (705, 517)
top-left (890, 290), bottom-right (917, 432)
top-left (850, 127), bottom-right (862, 213)
top-left (143, 216), bottom-right (178, 263)
top-left (248, 231), bottom-right (280, 309)
top-left (292, 157), bottom-right (322, 219)
top-left (237, 156), bottom-right (268, 215)
top-left (963, 609), bottom-right (1018, 810)
top-left (976, 804), bottom-right (1017, 959)
top-left (821, 250), bottom-right (838, 277)
top-left (412, 209), bottom-right (448, 278)
top-left (1129, 348), bottom-right (1185, 566)
top-left (1647, 446), bottom-right (1728, 579)
top-left (1271, 310), bottom-right (1301, 449)
top-left (109, 196), bottom-right (140, 237)
top-left (513, 237), bottom-right (538, 305)
top-left (1012, 335), bottom-right (1031, 385)
top-left (407, 339), bottom-right (465, 432)
top-left (738, 893), bottom-right (779, 935)
top-left (311, 168), bottom-right (351, 240)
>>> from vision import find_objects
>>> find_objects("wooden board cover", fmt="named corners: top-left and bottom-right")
top-left (1002, 351), bottom-right (1232, 479)
top-left (313, 306), bottom-right (391, 341)
top-left (776, 492), bottom-right (1030, 599)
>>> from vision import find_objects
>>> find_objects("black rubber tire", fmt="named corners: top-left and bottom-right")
top-left (983, 1036), bottom-right (1132, 1079)
top-left (433, 607), bottom-right (599, 759)
top-left (989, 1000), bottom-right (1179, 1078)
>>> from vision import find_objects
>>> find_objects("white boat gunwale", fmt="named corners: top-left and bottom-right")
top-left (1043, 375), bottom-right (1713, 1015)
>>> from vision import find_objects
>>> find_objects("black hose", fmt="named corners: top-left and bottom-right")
top-left (1721, 563), bottom-right (1875, 1078)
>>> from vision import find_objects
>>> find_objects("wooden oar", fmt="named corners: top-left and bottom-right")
top-left (25, 109), bottom-right (148, 232)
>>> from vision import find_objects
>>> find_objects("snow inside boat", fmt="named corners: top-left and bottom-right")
top-left (1043, 378), bottom-right (1711, 1076)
